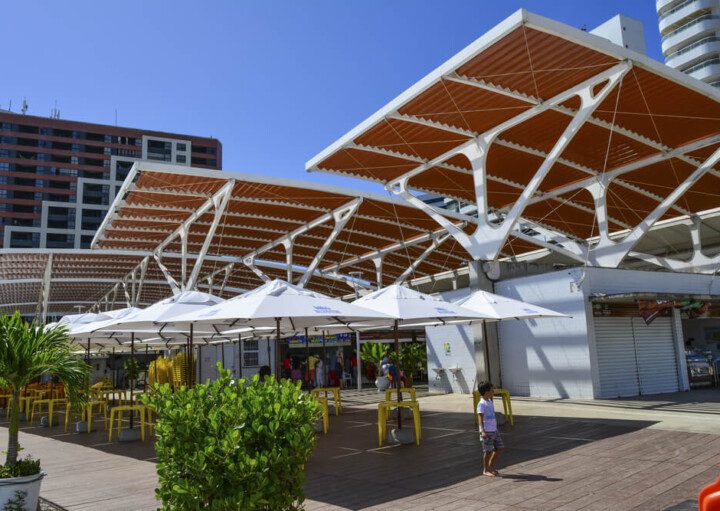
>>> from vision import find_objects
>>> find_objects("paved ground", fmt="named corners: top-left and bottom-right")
top-left (0, 388), bottom-right (718, 510)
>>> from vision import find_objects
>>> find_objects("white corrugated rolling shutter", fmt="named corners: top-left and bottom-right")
top-left (632, 317), bottom-right (679, 395)
top-left (593, 317), bottom-right (640, 398)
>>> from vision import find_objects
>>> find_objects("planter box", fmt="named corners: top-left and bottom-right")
top-left (0, 472), bottom-right (44, 511)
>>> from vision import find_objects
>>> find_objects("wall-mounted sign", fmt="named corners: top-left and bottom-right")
top-left (443, 341), bottom-right (451, 356)
top-left (287, 333), bottom-right (352, 348)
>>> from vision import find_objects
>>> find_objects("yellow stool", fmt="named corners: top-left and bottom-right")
top-left (64, 405), bottom-right (86, 433)
top-left (0, 394), bottom-right (12, 410)
top-left (29, 398), bottom-right (66, 427)
top-left (311, 387), bottom-right (342, 415)
top-left (144, 406), bottom-right (156, 436)
top-left (384, 387), bottom-right (417, 402)
top-left (313, 396), bottom-right (329, 434)
top-left (17, 395), bottom-right (34, 415)
top-left (473, 388), bottom-right (513, 426)
top-left (377, 400), bottom-right (421, 446)
top-left (108, 405), bottom-right (146, 442)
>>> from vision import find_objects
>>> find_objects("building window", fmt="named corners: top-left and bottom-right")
top-left (147, 139), bottom-right (172, 162)
top-left (243, 340), bottom-right (260, 367)
top-left (176, 143), bottom-right (186, 152)
top-left (176, 154), bottom-right (186, 163)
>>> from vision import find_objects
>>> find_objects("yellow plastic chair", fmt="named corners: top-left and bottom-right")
top-left (313, 396), bottom-right (329, 434)
top-left (311, 387), bottom-right (342, 415)
top-left (85, 400), bottom-right (109, 433)
top-left (384, 387), bottom-right (417, 402)
top-left (473, 388), bottom-right (513, 426)
top-left (377, 400), bottom-right (421, 446)
top-left (29, 398), bottom-right (67, 427)
top-left (108, 405), bottom-right (146, 442)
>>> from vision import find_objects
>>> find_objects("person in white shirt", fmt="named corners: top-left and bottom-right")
top-left (477, 381), bottom-right (504, 476)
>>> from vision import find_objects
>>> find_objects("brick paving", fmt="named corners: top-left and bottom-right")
top-left (0, 391), bottom-right (717, 510)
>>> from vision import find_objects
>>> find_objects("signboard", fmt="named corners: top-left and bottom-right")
top-left (287, 333), bottom-right (353, 348)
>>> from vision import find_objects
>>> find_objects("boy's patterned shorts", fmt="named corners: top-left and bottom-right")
top-left (481, 430), bottom-right (504, 452)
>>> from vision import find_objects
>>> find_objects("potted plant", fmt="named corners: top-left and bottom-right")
top-left (0, 312), bottom-right (89, 511)
top-left (360, 342), bottom-right (389, 389)
top-left (395, 342), bottom-right (427, 388)
top-left (123, 357), bottom-right (140, 387)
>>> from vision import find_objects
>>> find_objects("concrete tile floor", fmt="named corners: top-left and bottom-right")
top-left (0, 388), bottom-right (717, 510)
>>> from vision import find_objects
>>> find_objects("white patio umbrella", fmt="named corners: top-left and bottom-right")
top-left (453, 290), bottom-right (568, 320)
top-left (350, 284), bottom-right (494, 432)
top-left (93, 291), bottom-right (225, 429)
top-left (165, 279), bottom-right (393, 379)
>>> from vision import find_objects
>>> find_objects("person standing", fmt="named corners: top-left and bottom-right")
top-left (477, 381), bottom-right (504, 477)
top-left (315, 357), bottom-right (324, 387)
top-left (307, 353), bottom-right (318, 387)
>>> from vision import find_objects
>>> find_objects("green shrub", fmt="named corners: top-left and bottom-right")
top-left (141, 363), bottom-right (320, 510)
top-left (0, 457), bottom-right (40, 479)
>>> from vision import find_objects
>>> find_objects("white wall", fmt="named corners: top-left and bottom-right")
top-left (198, 339), bottom-right (276, 383)
top-left (495, 269), bottom-right (593, 399)
top-left (425, 288), bottom-right (477, 393)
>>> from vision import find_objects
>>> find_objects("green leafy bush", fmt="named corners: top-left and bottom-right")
top-left (0, 457), bottom-right (40, 479)
top-left (141, 363), bottom-right (320, 510)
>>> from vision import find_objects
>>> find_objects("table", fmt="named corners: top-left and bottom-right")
top-left (29, 398), bottom-right (67, 428)
top-left (377, 400), bottom-right (421, 446)
top-left (108, 405), bottom-right (146, 442)
top-left (311, 387), bottom-right (342, 415)
top-left (473, 388), bottom-right (514, 426)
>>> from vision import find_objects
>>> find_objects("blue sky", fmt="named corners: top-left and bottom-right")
top-left (3, 1), bottom-right (662, 194)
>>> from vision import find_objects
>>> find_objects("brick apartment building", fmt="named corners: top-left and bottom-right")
top-left (0, 110), bottom-right (222, 249)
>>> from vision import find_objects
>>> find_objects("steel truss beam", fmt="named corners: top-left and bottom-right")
top-left (587, 146), bottom-right (720, 267)
top-left (386, 61), bottom-right (632, 261)
top-left (242, 198), bottom-right (363, 286)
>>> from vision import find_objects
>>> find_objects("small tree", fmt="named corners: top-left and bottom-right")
top-left (395, 342), bottom-right (427, 387)
top-left (142, 363), bottom-right (319, 510)
top-left (360, 342), bottom-right (387, 367)
top-left (0, 312), bottom-right (89, 468)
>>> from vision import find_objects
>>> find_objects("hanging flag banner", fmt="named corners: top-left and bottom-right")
top-left (287, 333), bottom-right (353, 348)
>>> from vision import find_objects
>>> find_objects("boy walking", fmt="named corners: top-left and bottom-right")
top-left (477, 381), bottom-right (504, 476)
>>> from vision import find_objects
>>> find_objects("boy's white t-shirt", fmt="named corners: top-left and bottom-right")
top-left (477, 397), bottom-right (497, 432)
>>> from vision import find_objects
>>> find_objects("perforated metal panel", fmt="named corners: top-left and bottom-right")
top-left (594, 317), bottom-right (640, 398)
top-left (632, 317), bottom-right (680, 395)
top-left (593, 316), bottom-right (679, 398)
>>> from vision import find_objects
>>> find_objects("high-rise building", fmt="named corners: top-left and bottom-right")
top-left (657, 0), bottom-right (720, 86)
top-left (0, 110), bottom-right (222, 249)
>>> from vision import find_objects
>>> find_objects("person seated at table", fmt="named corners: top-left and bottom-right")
top-left (258, 366), bottom-right (271, 380)
top-left (291, 362), bottom-right (302, 382)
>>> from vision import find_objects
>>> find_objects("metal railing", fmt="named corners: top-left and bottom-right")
top-left (662, 13), bottom-right (720, 41)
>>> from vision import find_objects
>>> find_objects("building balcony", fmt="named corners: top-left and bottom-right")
top-left (685, 58), bottom-right (720, 83)
top-left (659, 0), bottom-right (716, 34)
top-left (657, 0), bottom-right (686, 16)
top-left (662, 15), bottom-right (720, 55)
top-left (666, 36), bottom-right (720, 68)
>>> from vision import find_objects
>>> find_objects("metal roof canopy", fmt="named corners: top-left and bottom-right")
top-left (81, 161), bottom-right (478, 306)
top-left (306, 9), bottom-right (720, 275)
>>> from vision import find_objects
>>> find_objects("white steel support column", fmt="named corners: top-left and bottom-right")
top-left (298, 198), bottom-right (361, 287)
top-left (185, 181), bottom-right (234, 291)
top-left (394, 232), bottom-right (451, 285)
top-left (153, 253), bottom-right (181, 295)
top-left (587, 145), bottom-right (720, 268)
top-left (134, 256), bottom-right (149, 306)
top-left (36, 253), bottom-right (53, 323)
top-left (386, 61), bottom-right (631, 261)
top-left (373, 256), bottom-right (383, 290)
top-left (282, 240), bottom-right (294, 283)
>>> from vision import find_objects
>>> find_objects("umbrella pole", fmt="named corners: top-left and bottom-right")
top-left (356, 331), bottom-right (361, 391)
top-left (304, 328), bottom-right (309, 387)
top-left (395, 319), bottom-right (402, 430)
top-left (86, 338), bottom-right (90, 364)
top-left (275, 318), bottom-right (281, 381)
top-left (322, 331), bottom-right (327, 387)
top-left (221, 339), bottom-right (225, 373)
top-left (112, 347), bottom-right (116, 388)
top-left (189, 323), bottom-right (194, 388)
top-left (130, 332), bottom-right (135, 430)
top-left (238, 334), bottom-right (243, 380)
